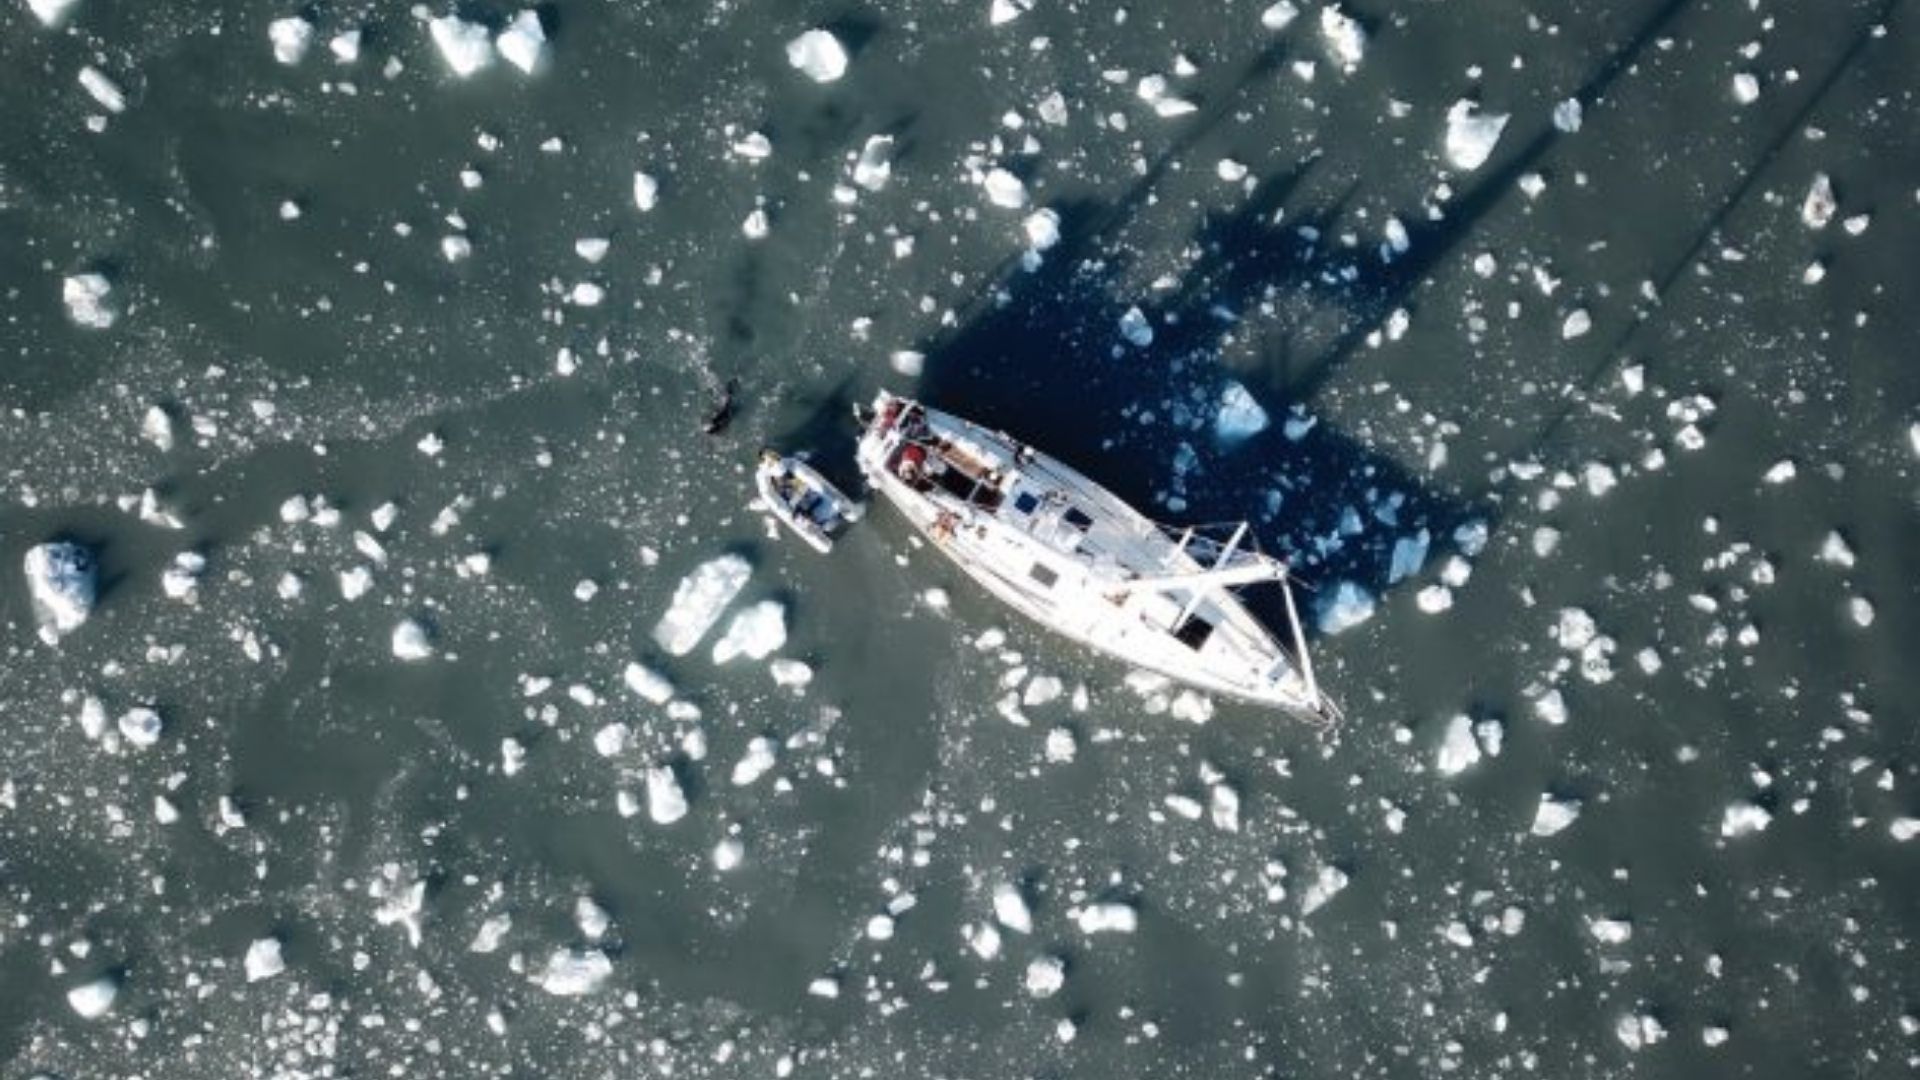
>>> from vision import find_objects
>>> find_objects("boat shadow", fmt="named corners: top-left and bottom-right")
top-left (887, 183), bottom-right (1494, 644)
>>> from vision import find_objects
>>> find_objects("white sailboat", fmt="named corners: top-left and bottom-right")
top-left (854, 391), bottom-right (1338, 723)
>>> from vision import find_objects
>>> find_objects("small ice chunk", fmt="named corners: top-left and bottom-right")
top-left (118, 706), bottom-right (162, 748)
top-left (1801, 173), bottom-right (1836, 229)
top-left (160, 551), bottom-right (206, 601)
top-left (731, 737), bottom-right (778, 786)
top-left (1317, 6), bottom-right (1366, 72)
top-left (1316, 581), bottom-right (1376, 635)
top-left (539, 949), bottom-right (612, 995)
top-left (991, 883), bottom-right (1033, 934)
top-left (866, 914), bottom-right (894, 941)
top-left (569, 281), bottom-right (605, 306)
top-left (339, 565), bottom-right (373, 600)
top-left (632, 172), bottom-right (659, 211)
top-left (1118, 305), bottom-right (1154, 347)
top-left (28, 0), bottom-right (81, 27)
top-left (1217, 158), bottom-right (1249, 182)
top-left (967, 921), bottom-right (1002, 959)
top-left (1387, 529), bottom-right (1430, 585)
top-left (24, 541), bottom-right (96, 643)
top-left (1590, 916), bottom-right (1633, 944)
top-left (652, 554), bottom-right (751, 656)
top-left (470, 913), bottom-right (511, 953)
top-left (646, 765), bottom-right (687, 824)
top-left (142, 405), bottom-right (174, 450)
top-left (1444, 99), bottom-right (1509, 171)
top-left (1551, 98), bottom-right (1582, 133)
top-left (1817, 530), bottom-right (1855, 568)
top-left (1616, 1012), bottom-right (1666, 1050)
top-left (245, 936), bottom-right (286, 982)
top-left (1260, 0), bottom-right (1299, 31)
top-left (1044, 727), bottom-right (1076, 763)
top-left (67, 976), bottom-right (117, 1019)
top-left (1732, 72), bottom-right (1759, 103)
top-left (63, 273), bottom-right (117, 328)
top-left (806, 975), bottom-right (840, 998)
top-left (770, 658), bottom-right (813, 690)
top-left (429, 15), bottom-right (495, 78)
top-left (575, 237), bottom-right (610, 263)
top-left (1562, 308), bottom-right (1592, 339)
top-left (1703, 1024), bottom-right (1730, 1047)
top-left (712, 600), bottom-right (786, 663)
top-left (592, 723), bottom-right (629, 758)
top-left (852, 135), bottom-right (894, 191)
top-left (1076, 901), bottom-right (1137, 934)
top-left (1530, 794), bottom-right (1582, 837)
top-left (742, 208), bottom-right (770, 240)
top-left (1435, 715), bottom-right (1481, 776)
top-left (496, 10), bottom-right (546, 75)
top-left (1763, 459), bottom-right (1796, 484)
top-left (78, 66), bottom-right (127, 113)
top-left (391, 619), bottom-right (433, 661)
top-left (1719, 801), bottom-right (1771, 837)
top-left (1024, 955), bottom-right (1065, 997)
top-left (269, 17), bottom-right (314, 65)
top-left (330, 29), bottom-right (362, 63)
top-left (786, 29), bottom-right (848, 83)
top-left (1209, 784), bottom-right (1241, 832)
top-left (989, 0), bottom-right (1031, 24)
top-left (1890, 817), bottom-right (1920, 842)
top-left (1848, 596), bottom-right (1874, 627)
top-left (1300, 865), bottom-right (1349, 915)
top-left (1215, 381), bottom-right (1270, 442)
top-left (623, 662), bottom-right (673, 704)
top-left (1532, 688), bottom-right (1568, 726)
top-left (1023, 207), bottom-right (1061, 251)
top-left (500, 738), bottom-right (525, 776)
top-left (983, 167), bottom-right (1028, 208)
top-left (575, 896), bottom-right (611, 940)
top-left (713, 836), bottom-right (745, 869)
top-left (1416, 584), bottom-right (1454, 613)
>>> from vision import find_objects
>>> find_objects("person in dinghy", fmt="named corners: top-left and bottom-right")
top-left (754, 449), bottom-right (864, 554)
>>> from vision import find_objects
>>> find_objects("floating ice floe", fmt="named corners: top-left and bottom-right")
top-left (575, 896), bottom-right (611, 940)
top-left (1316, 581), bottom-right (1375, 635)
top-left (330, 29), bottom-right (362, 63)
top-left (1552, 97), bottom-right (1582, 133)
top-left (1444, 99), bottom-right (1509, 171)
top-left (852, 135), bottom-right (894, 190)
top-left (28, 0), bottom-right (80, 28)
top-left (1118, 305), bottom-right (1153, 347)
top-left (1260, 0), bottom-right (1299, 31)
top-left (78, 66), bottom-right (126, 113)
top-left (539, 948), bottom-right (612, 995)
top-left (1531, 794), bottom-right (1582, 837)
top-left (1891, 817), bottom-right (1920, 842)
top-left (1435, 715), bottom-right (1482, 775)
top-left (1719, 800), bottom-right (1771, 837)
top-left (160, 551), bottom-right (206, 601)
top-left (24, 541), bottom-right (96, 644)
top-left (1076, 901), bottom-right (1137, 934)
top-left (786, 29), bottom-right (848, 83)
top-left (391, 619), bottom-right (434, 661)
top-left (67, 975), bottom-right (117, 1019)
top-left (741, 208), bottom-right (770, 240)
top-left (646, 765), bottom-right (687, 824)
top-left (1215, 381), bottom-right (1269, 442)
top-left (429, 15), bottom-right (495, 78)
top-left (712, 600), bottom-right (786, 663)
top-left (1562, 308), bottom-right (1592, 339)
top-left (1024, 955), bottom-right (1065, 997)
top-left (63, 272), bottom-right (116, 327)
top-left (470, 913), bottom-right (511, 953)
top-left (653, 555), bottom-right (751, 656)
top-left (496, 10), bottom-right (546, 74)
top-left (373, 878), bottom-right (426, 947)
top-left (992, 883), bottom-right (1033, 934)
top-left (983, 167), bottom-right (1028, 209)
top-left (1800, 173), bottom-right (1836, 229)
top-left (1589, 916), bottom-right (1632, 944)
top-left (989, 0), bottom-right (1032, 25)
top-left (1023, 207), bottom-right (1061, 251)
top-left (633, 171), bottom-right (660, 211)
top-left (1318, 6), bottom-right (1366, 72)
top-left (245, 936), bottom-right (286, 982)
top-left (1387, 529), bottom-right (1430, 585)
top-left (1616, 1011), bottom-right (1667, 1051)
top-left (119, 706), bottom-right (162, 748)
top-left (731, 737), bottom-right (778, 786)
top-left (269, 16), bottom-right (314, 65)
top-left (1732, 72), bottom-right (1760, 104)
top-left (1300, 865), bottom-right (1349, 916)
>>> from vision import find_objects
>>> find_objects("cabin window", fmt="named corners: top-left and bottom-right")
top-left (1064, 507), bottom-right (1093, 531)
top-left (1174, 616), bottom-right (1215, 651)
top-left (1013, 491), bottom-right (1039, 515)
top-left (1029, 563), bottom-right (1060, 589)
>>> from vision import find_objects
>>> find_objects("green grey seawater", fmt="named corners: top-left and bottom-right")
top-left (2, 0), bottom-right (1917, 1076)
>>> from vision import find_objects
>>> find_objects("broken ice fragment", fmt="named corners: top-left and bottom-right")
top-left (983, 167), bottom-right (1028, 208)
top-left (1318, 6), bottom-right (1366, 72)
top-left (269, 16), bottom-right (314, 65)
top-left (652, 555), bottom-right (750, 656)
top-left (245, 936), bottom-right (286, 982)
top-left (1530, 794), bottom-right (1582, 837)
top-left (786, 29), bottom-right (848, 83)
top-left (1800, 173), bottom-right (1836, 229)
top-left (852, 135), bottom-right (894, 190)
top-left (429, 15), bottom-right (495, 78)
top-left (25, 541), bottom-right (96, 644)
top-left (1316, 581), bottom-right (1376, 635)
top-left (1444, 99), bottom-right (1509, 171)
top-left (539, 949), bottom-right (612, 995)
top-left (496, 10), bottom-right (546, 74)
top-left (391, 618), bottom-right (434, 660)
top-left (646, 765), bottom-right (687, 824)
top-left (63, 272), bottom-right (117, 328)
